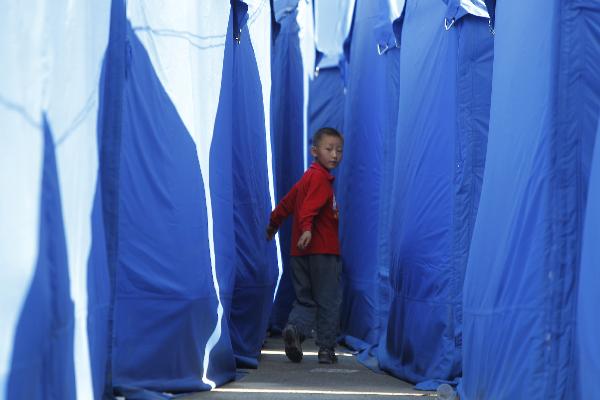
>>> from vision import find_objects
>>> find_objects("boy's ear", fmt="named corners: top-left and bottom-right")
top-left (310, 145), bottom-right (317, 158)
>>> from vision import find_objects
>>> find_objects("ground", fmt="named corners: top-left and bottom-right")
top-left (187, 335), bottom-right (436, 400)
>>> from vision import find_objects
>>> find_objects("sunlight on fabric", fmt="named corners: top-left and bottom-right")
top-left (388, 0), bottom-right (406, 21)
top-left (247, 0), bottom-right (284, 302)
top-left (48, 1), bottom-right (111, 397)
top-left (261, 350), bottom-right (354, 357)
top-left (297, 0), bottom-right (314, 170)
top-left (460, 0), bottom-right (489, 18)
top-left (212, 388), bottom-right (429, 396)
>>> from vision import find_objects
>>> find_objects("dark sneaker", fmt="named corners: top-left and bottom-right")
top-left (318, 347), bottom-right (338, 364)
top-left (282, 325), bottom-right (303, 363)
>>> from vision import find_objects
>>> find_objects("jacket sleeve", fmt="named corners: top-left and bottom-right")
top-left (298, 175), bottom-right (330, 232)
top-left (270, 184), bottom-right (298, 227)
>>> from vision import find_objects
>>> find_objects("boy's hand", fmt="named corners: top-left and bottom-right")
top-left (297, 231), bottom-right (312, 250)
top-left (266, 224), bottom-right (278, 241)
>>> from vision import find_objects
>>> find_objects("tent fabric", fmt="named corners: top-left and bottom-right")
top-left (0, 2), bottom-right (111, 399)
top-left (372, 0), bottom-right (404, 55)
top-left (308, 68), bottom-right (346, 146)
top-left (269, 4), bottom-right (309, 333)
top-left (461, 1), bottom-right (600, 399)
top-left (229, 0), bottom-right (280, 369)
top-left (378, 0), bottom-right (493, 384)
top-left (273, 0), bottom-right (301, 22)
top-left (6, 119), bottom-right (76, 400)
top-left (314, 0), bottom-right (356, 68)
top-left (111, 16), bottom-right (232, 393)
top-left (483, 0), bottom-right (495, 30)
top-left (2, 0), bottom-right (280, 396)
top-left (445, 0), bottom-right (489, 22)
top-left (111, 0), bottom-right (279, 391)
top-left (335, 0), bottom-right (401, 346)
top-left (4, 0), bottom-right (600, 398)
top-left (97, 1), bottom-right (127, 396)
top-left (578, 122), bottom-right (600, 395)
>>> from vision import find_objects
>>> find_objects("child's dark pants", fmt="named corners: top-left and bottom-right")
top-left (287, 254), bottom-right (341, 349)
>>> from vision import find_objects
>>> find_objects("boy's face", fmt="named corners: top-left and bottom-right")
top-left (311, 135), bottom-right (343, 171)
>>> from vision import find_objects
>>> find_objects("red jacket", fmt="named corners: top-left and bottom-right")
top-left (270, 162), bottom-right (340, 256)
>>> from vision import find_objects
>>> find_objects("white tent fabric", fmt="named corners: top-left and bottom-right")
top-left (0, 2), bottom-right (110, 398)
top-left (298, 0), bottom-right (315, 168)
top-left (314, 0), bottom-right (355, 68)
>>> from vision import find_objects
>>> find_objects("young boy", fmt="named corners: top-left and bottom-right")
top-left (266, 127), bottom-right (343, 364)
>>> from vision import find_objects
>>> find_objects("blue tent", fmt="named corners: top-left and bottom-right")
top-left (376, 0), bottom-right (493, 385)
top-left (2, 0), bottom-right (600, 398)
top-left (336, 0), bottom-right (402, 347)
top-left (1, 0), bottom-right (281, 397)
top-left (269, 0), bottom-right (313, 333)
top-left (461, 1), bottom-right (600, 398)
top-left (578, 121), bottom-right (600, 395)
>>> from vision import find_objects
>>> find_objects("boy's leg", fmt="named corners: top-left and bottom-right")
top-left (287, 255), bottom-right (317, 337)
top-left (310, 254), bottom-right (342, 357)
top-left (284, 256), bottom-right (317, 362)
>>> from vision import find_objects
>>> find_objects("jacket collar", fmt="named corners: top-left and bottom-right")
top-left (310, 162), bottom-right (335, 181)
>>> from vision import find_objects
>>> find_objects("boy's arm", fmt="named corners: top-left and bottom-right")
top-left (269, 184), bottom-right (298, 229)
top-left (297, 176), bottom-right (330, 234)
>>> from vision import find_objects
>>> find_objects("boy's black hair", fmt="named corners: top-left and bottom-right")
top-left (311, 127), bottom-right (344, 147)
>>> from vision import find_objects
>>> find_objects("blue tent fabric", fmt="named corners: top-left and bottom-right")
top-left (269, 6), bottom-right (306, 333)
top-left (272, 0), bottom-right (300, 22)
top-left (373, 0), bottom-right (404, 354)
top-left (228, 4), bottom-right (279, 368)
top-left (444, 0), bottom-right (489, 23)
top-left (97, 0), bottom-right (127, 396)
top-left (578, 122), bottom-right (600, 395)
top-left (307, 67), bottom-right (345, 175)
top-left (336, 0), bottom-right (401, 346)
top-left (107, 0), bottom-right (279, 392)
top-left (461, 1), bottom-right (600, 399)
top-left (378, 0), bottom-right (492, 384)
top-left (6, 118), bottom-right (76, 399)
top-left (86, 178), bottom-right (112, 399)
top-left (207, 7), bottom-right (238, 374)
top-left (308, 68), bottom-right (345, 145)
top-left (484, 0), bottom-right (495, 30)
top-left (447, 11), bottom-right (493, 361)
top-left (111, 20), bottom-right (232, 392)
top-left (311, 0), bottom-right (353, 159)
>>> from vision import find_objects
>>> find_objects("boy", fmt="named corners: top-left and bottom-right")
top-left (266, 127), bottom-right (343, 364)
